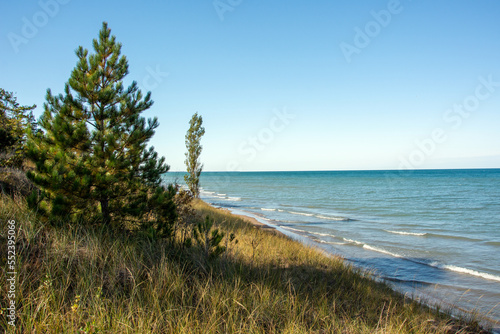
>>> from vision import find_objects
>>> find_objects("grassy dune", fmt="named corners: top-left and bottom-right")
top-left (0, 195), bottom-right (489, 333)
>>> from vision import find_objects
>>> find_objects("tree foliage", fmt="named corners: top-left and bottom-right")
top-left (184, 113), bottom-right (205, 198)
top-left (26, 22), bottom-right (175, 230)
top-left (0, 88), bottom-right (37, 168)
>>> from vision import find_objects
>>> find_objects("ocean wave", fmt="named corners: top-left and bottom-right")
top-left (201, 191), bottom-right (216, 195)
top-left (318, 240), bottom-right (346, 245)
top-left (259, 207), bottom-right (349, 222)
top-left (289, 211), bottom-right (315, 217)
top-left (316, 215), bottom-right (349, 221)
top-left (281, 226), bottom-right (337, 240)
top-left (281, 226), bottom-right (305, 233)
top-left (343, 238), bottom-right (364, 245)
top-left (429, 262), bottom-right (500, 282)
top-left (363, 244), bottom-right (403, 258)
top-left (356, 242), bottom-right (500, 282)
top-left (211, 195), bottom-right (242, 202)
top-left (309, 231), bottom-right (335, 238)
top-left (386, 230), bottom-right (427, 236)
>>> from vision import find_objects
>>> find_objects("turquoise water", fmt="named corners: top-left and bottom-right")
top-left (164, 169), bottom-right (500, 326)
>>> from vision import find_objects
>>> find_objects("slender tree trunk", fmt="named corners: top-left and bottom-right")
top-left (100, 198), bottom-right (111, 225)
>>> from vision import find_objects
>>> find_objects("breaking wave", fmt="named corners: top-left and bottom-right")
top-left (386, 230), bottom-right (427, 236)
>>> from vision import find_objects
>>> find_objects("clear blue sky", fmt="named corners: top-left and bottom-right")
top-left (2, 0), bottom-right (500, 171)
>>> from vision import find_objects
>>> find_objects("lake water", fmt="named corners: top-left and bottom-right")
top-left (164, 169), bottom-right (500, 328)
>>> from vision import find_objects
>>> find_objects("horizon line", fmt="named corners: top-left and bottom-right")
top-left (167, 167), bottom-right (500, 173)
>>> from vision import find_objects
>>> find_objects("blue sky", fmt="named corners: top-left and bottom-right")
top-left (1, 0), bottom-right (500, 171)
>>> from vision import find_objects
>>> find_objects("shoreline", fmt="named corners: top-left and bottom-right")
top-left (210, 205), bottom-right (290, 236)
top-left (219, 208), bottom-right (277, 230)
top-left (205, 201), bottom-right (499, 332)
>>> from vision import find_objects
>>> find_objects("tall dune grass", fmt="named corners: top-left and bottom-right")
top-left (0, 195), bottom-right (489, 333)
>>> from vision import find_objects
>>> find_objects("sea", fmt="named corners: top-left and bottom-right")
top-left (164, 169), bottom-right (500, 329)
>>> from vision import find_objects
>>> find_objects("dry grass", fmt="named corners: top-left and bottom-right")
top-left (0, 195), bottom-right (490, 333)
top-left (0, 167), bottom-right (35, 196)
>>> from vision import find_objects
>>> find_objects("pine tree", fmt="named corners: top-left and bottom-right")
top-left (0, 88), bottom-right (36, 168)
top-left (184, 113), bottom-right (205, 198)
top-left (26, 22), bottom-right (175, 229)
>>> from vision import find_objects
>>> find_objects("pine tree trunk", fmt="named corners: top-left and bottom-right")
top-left (100, 198), bottom-right (111, 225)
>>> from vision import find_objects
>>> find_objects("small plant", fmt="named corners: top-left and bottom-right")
top-left (193, 215), bottom-right (226, 262)
top-left (173, 186), bottom-right (197, 247)
top-left (224, 231), bottom-right (238, 258)
top-left (250, 234), bottom-right (263, 265)
top-left (71, 294), bottom-right (81, 313)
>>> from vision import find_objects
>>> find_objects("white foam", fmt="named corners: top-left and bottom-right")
top-left (282, 226), bottom-right (304, 233)
top-left (318, 240), bottom-right (346, 245)
top-left (261, 208), bottom-right (276, 211)
top-left (386, 230), bottom-right (427, 236)
top-left (309, 231), bottom-right (335, 237)
top-left (363, 244), bottom-right (402, 258)
top-left (278, 209), bottom-right (285, 212)
top-left (289, 211), bottom-right (314, 217)
top-left (344, 238), bottom-right (364, 245)
top-left (217, 193), bottom-right (226, 196)
top-left (429, 262), bottom-right (500, 282)
top-left (316, 215), bottom-right (348, 221)
top-left (227, 197), bottom-right (241, 201)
